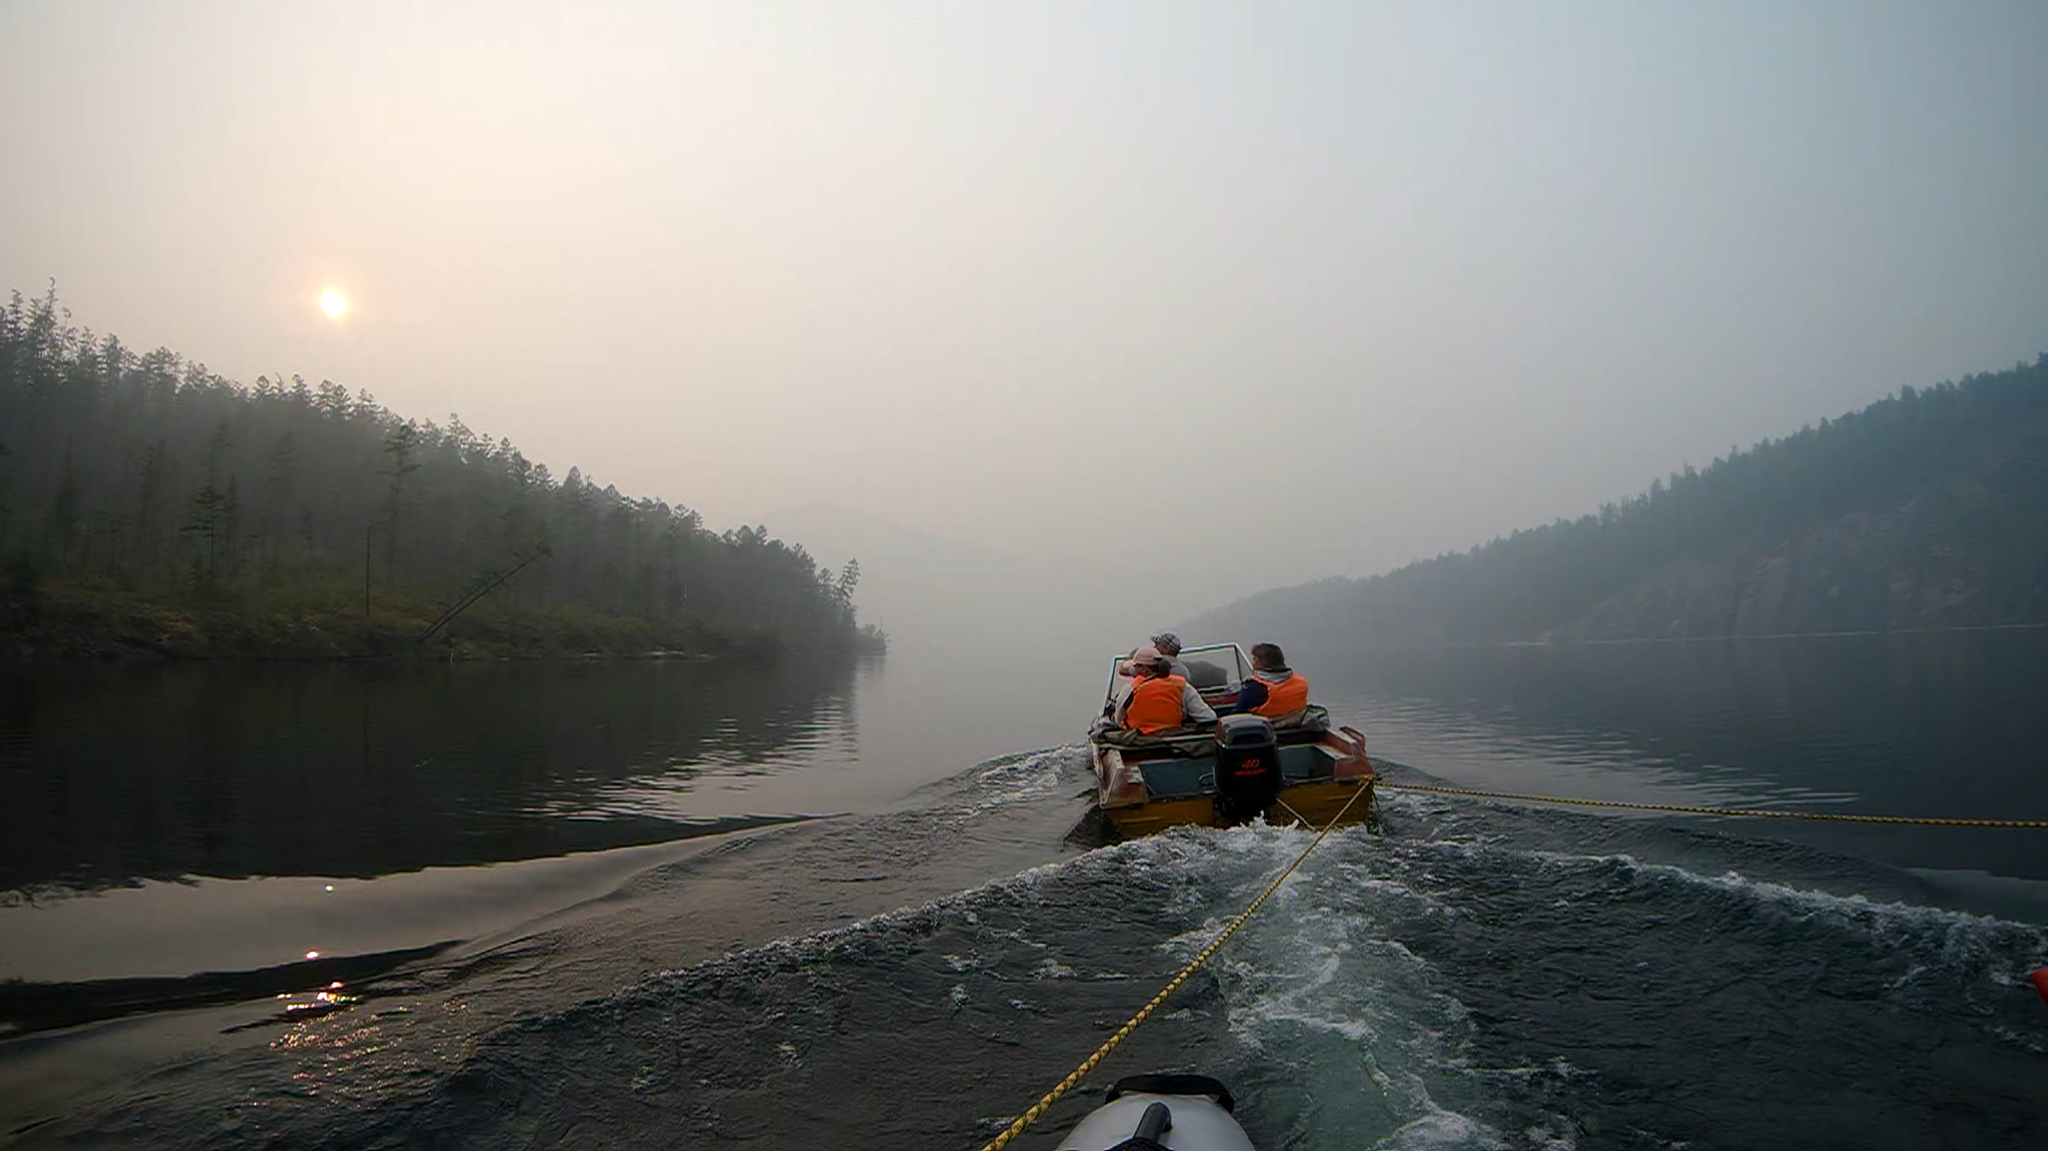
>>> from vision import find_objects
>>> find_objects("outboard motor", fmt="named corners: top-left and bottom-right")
top-left (1213, 714), bottom-right (1281, 827)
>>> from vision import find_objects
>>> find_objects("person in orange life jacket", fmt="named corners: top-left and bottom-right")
top-left (1115, 646), bottom-right (1218, 734)
top-left (1230, 643), bottom-right (1310, 718)
top-left (1104, 633), bottom-right (1192, 717)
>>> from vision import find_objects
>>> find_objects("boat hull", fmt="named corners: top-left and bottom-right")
top-left (1091, 724), bottom-right (1378, 839)
top-left (1100, 776), bottom-right (1375, 838)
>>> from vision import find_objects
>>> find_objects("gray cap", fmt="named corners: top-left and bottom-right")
top-left (1150, 631), bottom-right (1182, 654)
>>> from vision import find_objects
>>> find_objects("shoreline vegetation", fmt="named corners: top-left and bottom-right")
top-left (5, 580), bottom-right (869, 662)
top-left (0, 287), bottom-right (886, 662)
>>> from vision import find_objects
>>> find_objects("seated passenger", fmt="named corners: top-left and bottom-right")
top-left (1107, 632), bottom-right (1191, 713)
top-left (1148, 633), bottom-right (1233, 692)
top-left (1230, 643), bottom-right (1310, 719)
top-left (1116, 646), bottom-right (1218, 734)
top-left (1149, 631), bottom-right (1192, 680)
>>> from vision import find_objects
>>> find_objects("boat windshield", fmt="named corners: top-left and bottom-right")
top-left (1100, 642), bottom-right (1249, 708)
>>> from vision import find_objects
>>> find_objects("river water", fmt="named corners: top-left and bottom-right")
top-left (2, 633), bottom-right (2045, 1149)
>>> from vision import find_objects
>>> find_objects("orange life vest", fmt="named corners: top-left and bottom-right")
top-left (1251, 671), bottom-right (1310, 718)
top-left (1125, 674), bottom-right (1189, 734)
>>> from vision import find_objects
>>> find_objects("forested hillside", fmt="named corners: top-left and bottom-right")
top-left (1191, 355), bottom-right (2048, 649)
top-left (0, 288), bottom-right (882, 657)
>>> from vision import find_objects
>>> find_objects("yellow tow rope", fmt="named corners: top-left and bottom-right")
top-left (1376, 781), bottom-right (2048, 829)
top-left (976, 779), bottom-right (1375, 1151)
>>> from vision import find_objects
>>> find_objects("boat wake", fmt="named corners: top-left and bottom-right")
top-left (8, 756), bottom-right (2047, 1150)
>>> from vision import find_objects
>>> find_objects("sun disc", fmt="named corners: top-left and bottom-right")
top-left (319, 289), bottom-right (350, 319)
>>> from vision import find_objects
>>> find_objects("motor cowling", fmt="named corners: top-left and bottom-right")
top-left (1213, 714), bottom-right (1281, 826)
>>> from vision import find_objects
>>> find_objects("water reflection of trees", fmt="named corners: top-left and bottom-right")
top-left (1325, 635), bottom-right (2048, 877)
top-left (1329, 635), bottom-right (2038, 789)
top-left (0, 658), bottom-right (858, 892)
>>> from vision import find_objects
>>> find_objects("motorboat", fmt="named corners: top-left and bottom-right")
top-left (1089, 642), bottom-right (1376, 839)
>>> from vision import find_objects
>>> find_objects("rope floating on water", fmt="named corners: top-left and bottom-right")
top-left (975, 779), bottom-right (1375, 1151)
top-left (1377, 782), bottom-right (2048, 829)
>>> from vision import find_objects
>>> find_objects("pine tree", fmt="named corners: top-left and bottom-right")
top-left (182, 482), bottom-right (222, 581)
top-left (0, 442), bottom-right (12, 545)
top-left (135, 440), bottom-right (171, 572)
top-left (221, 475), bottom-right (242, 579)
top-left (261, 432), bottom-right (299, 578)
top-left (49, 450), bottom-right (81, 564)
top-left (381, 423), bottom-right (420, 588)
top-left (835, 559), bottom-right (860, 612)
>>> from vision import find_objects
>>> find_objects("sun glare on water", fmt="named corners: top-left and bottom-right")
top-left (319, 289), bottom-right (350, 320)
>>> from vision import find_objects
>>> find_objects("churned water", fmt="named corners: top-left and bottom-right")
top-left (3, 634), bottom-right (2046, 1148)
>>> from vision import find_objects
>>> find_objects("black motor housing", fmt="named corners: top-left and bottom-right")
top-left (1213, 714), bottom-right (1281, 826)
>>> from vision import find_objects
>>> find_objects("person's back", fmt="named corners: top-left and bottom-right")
top-left (1116, 646), bottom-right (1218, 733)
top-left (1249, 668), bottom-right (1310, 718)
top-left (1125, 671), bottom-right (1191, 733)
top-left (1233, 642), bottom-right (1310, 719)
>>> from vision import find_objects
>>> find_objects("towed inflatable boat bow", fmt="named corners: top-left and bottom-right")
top-left (1055, 1075), bottom-right (1253, 1151)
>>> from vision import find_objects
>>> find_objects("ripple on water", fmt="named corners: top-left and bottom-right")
top-left (12, 757), bottom-right (2048, 1151)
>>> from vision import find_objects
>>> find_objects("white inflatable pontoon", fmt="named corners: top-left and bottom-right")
top-left (1055, 1075), bottom-right (1254, 1151)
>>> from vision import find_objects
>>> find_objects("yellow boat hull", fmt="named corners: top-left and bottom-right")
top-left (1092, 723), bottom-right (1379, 840)
top-left (1101, 776), bottom-right (1377, 839)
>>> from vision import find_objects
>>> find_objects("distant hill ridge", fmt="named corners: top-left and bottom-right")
top-left (1188, 355), bottom-right (2048, 648)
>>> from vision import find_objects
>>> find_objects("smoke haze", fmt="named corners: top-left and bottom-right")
top-left (5, 0), bottom-right (2045, 653)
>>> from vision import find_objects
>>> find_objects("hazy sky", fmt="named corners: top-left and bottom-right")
top-left (4, 0), bottom-right (2045, 616)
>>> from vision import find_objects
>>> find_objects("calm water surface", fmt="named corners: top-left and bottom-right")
top-left (2, 633), bottom-right (2045, 1148)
